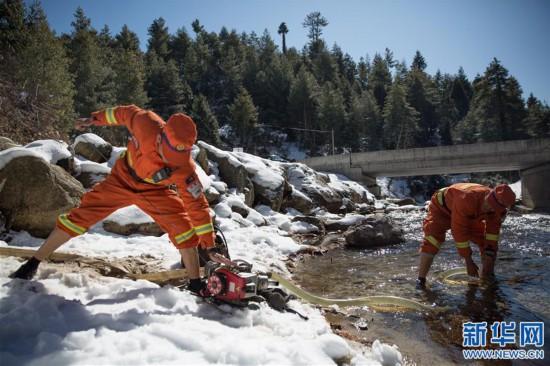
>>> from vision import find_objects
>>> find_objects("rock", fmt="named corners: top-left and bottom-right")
top-left (0, 156), bottom-right (85, 238)
top-left (0, 137), bottom-right (20, 151)
top-left (338, 198), bottom-right (356, 214)
top-left (387, 197), bottom-right (416, 206)
top-left (102, 220), bottom-right (164, 237)
top-left (204, 186), bottom-right (221, 204)
top-left (202, 145), bottom-right (255, 204)
top-left (357, 204), bottom-right (376, 215)
top-left (253, 180), bottom-right (285, 212)
top-left (281, 186), bottom-right (314, 214)
top-left (0, 210), bottom-right (6, 233)
top-left (291, 216), bottom-right (325, 233)
top-left (73, 133), bottom-right (113, 163)
top-left (76, 172), bottom-right (108, 189)
top-left (344, 215), bottom-right (404, 248)
top-left (325, 214), bottom-right (368, 232)
top-left (195, 145), bottom-right (209, 173)
top-left (230, 204), bottom-right (249, 218)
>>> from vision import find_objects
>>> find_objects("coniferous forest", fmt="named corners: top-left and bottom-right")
top-left (1, 1), bottom-right (549, 156)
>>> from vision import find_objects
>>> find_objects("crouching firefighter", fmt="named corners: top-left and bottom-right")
top-left (416, 183), bottom-right (516, 289)
top-left (10, 105), bottom-right (230, 295)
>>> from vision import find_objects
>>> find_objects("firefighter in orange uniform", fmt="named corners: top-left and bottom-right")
top-left (11, 105), bottom-right (229, 294)
top-left (416, 183), bottom-right (516, 289)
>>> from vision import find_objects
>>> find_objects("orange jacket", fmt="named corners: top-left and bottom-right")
top-left (90, 105), bottom-right (213, 240)
top-left (440, 183), bottom-right (504, 256)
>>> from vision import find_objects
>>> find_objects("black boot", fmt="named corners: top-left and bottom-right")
top-left (415, 277), bottom-right (427, 290)
top-left (188, 278), bottom-right (210, 297)
top-left (9, 257), bottom-right (41, 280)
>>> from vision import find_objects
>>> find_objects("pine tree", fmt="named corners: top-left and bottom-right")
top-left (406, 67), bottom-right (439, 146)
top-left (67, 7), bottom-right (115, 116)
top-left (288, 66), bottom-right (319, 147)
top-left (382, 80), bottom-right (419, 149)
top-left (146, 52), bottom-right (191, 119)
top-left (115, 24), bottom-right (140, 52)
top-left (191, 94), bottom-right (221, 145)
top-left (12, 1), bottom-right (74, 133)
top-left (368, 53), bottom-right (392, 110)
top-left (302, 11), bottom-right (328, 56)
top-left (411, 50), bottom-right (427, 71)
top-left (147, 17), bottom-right (170, 61)
top-left (113, 26), bottom-right (148, 106)
top-left (317, 83), bottom-right (346, 151)
top-left (349, 90), bottom-right (382, 151)
top-left (524, 94), bottom-right (550, 138)
top-left (356, 57), bottom-right (369, 91)
top-left (458, 58), bottom-right (526, 142)
top-left (229, 87), bottom-right (258, 149)
top-left (450, 67), bottom-right (472, 121)
top-left (0, 0), bottom-right (27, 56)
top-left (169, 27), bottom-right (191, 73)
top-left (434, 72), bottom-right (458, 145)
top-left (278, 22), bottom-right (288, 54)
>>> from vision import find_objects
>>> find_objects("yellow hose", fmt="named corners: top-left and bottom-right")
top-left (271, 272), bottom-right (433, 312)
top-left (438, 267), bottom-right (480, 286)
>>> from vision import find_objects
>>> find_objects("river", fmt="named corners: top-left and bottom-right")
top-left (291, 209), bottom-right (550, 365)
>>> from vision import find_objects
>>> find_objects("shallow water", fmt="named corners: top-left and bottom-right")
top-left (292, 210), bottom-right (550, 365)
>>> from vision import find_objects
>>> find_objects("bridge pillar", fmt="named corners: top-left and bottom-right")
top-left (520, 163), bottom-right (550, 210)
top-left (361, 175), bottom-right (381, 198)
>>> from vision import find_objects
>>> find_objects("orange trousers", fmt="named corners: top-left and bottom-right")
top-left (421, 193), bottom-right (491, 256)
top-left (57, 158), bottom-right (199, 249)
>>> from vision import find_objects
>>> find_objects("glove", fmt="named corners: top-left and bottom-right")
top-left (198, 232), bottom-right (215, 249)
top-left (9, 257), bottom-right (41, 280)
top-left (188, 278), bottom-right (210, 297)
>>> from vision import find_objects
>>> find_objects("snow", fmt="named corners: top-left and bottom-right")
top-left (510, 179), bottom-right (521, 198)
top-left (328, 173), bottom-right (375, 202)
top-left (73, 133), bottom-right (109, 147)
top-left (0, 140), bottom-right (71, 170)
top-left (325, 214), bottom-right (367, 227)
top-left (102, 205), bottom-right (155, 226)
top-left (233, 152), bottom-right (285, 190)
top-left (0, 137), bottom-right (402, 365)
top-left (75, 157), bottom-right (111, 175)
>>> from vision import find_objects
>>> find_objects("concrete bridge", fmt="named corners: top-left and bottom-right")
top-left (303, 138), bottom-right (550, 210)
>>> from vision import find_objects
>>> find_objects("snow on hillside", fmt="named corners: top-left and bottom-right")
top-left (0, 139), bottom-right (403, 365)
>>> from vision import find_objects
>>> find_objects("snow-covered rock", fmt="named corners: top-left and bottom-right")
top-left (73, 133), bottom-right (113, 164)
top-left (102, 205), bottom-right (163, 237)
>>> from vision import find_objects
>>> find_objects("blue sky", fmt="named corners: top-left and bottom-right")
top-left (38, 0), bottom-right (550, 103)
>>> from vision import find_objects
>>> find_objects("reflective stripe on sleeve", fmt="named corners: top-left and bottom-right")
top-left (194, 222), bottom-right (214, 235)
top-left (175, 228), bottom-right (195, 244)
top-left (485, 233), bottom-right (499, 241)
top-left (58, 214), bottom-right (86, 235)
top-left (455, 241), bottom-right (470, 249)
top-left (437, 188), bottom-right (447, 207)
top-left (105, 107), bottom-right (118, 125)
top-left (425, 235), bottom-right (441, 249)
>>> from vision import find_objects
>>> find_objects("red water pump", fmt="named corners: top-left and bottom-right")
top-left (204, 260), bottom-right (281, 305)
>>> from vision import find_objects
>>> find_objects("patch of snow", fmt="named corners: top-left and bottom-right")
top-left (73, 133), bottom-right (109, 147)
top-left (101, 205), bottom-right (155, 226)
top-left (214, 202), bottom-right (232, 218)
top-left (0, 140), bottom-right (71, 170)
top-left (74, 157), bottom-right (111, 175)
top-left (325, 214), bottom-right (366, 227)
top-left (372, 339), bottom-right (403, 366)
top-left (510, 180), bottom-right (521, 199)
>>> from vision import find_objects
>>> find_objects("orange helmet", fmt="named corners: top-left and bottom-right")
top-left (161, 113), bottom-right (197, 166)
top-left (486, 184), bottom-right (516, 212)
